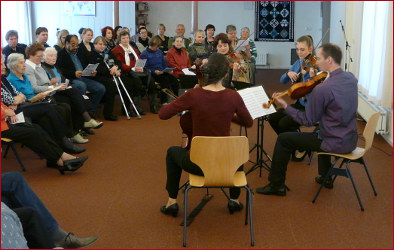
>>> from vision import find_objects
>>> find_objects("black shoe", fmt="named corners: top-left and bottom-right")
top-left (62, 138), bottom-right (86, 154)
top-left (291, 150), bottom-right (309, 162)
top-left (315, 176), bottom-right (334, 189)
top-left (160, 203), bottom-right (179, 217)
top-left (227, 200), bottom-right (244, 214)
top-left (104, 115), bottom-right (118, 121)
top-left (81, 128), bottom-right (95, 135)
top-left (256, 183), bottom-right (286, 196)
top-left (137, 108), bottom-right (147, 116)
top-left (58, 156), bottom-right (88, 175)
top-left (150, 105), bottom-right (158, 114)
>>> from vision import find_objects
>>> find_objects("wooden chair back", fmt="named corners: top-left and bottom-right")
top-left (363, 112), bottom-right (380, 152)
top-left (190, 136), bottom-right (249, 186)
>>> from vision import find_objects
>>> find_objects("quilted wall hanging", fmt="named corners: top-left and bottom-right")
top-left (255, 1), bottom-right (294, 42)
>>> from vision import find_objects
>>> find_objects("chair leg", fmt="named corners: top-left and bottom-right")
top-left (360, 158), bottom-right (378, 196)
top-left (312, 157), bottom-right (339, 203)
top-left (183, 186), bottom-right (191, 247)
top-left (345, 162), bottom-right (364, 211)
top-left (245, 186), bottom-right (255, 246)
top-left (244, 187), bottom-right (249, 225)
top-left (332, 159), bottom-right (346, 183)
top-left (308, 151), bottom-right (314, 165)
top-left (3, 143), bottom-right (11, 158)
top-left (10, 143), bottom-right (26, 172)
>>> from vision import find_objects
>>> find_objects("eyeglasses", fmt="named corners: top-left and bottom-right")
top-left (35, 55), bottom-right (44, 58)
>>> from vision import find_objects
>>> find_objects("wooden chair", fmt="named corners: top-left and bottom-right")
top-left (2, 138), bottom-right (26, 171)
top-left (312, 112), bottom-right (380, 211)
top-left (183, 136), bottom-right (254, 247)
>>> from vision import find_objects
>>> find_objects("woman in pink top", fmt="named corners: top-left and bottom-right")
top-left (159, 53), bottom-right (253, 217)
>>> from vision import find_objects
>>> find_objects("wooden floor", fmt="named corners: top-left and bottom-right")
top-left (2, 69), bottom-right (393, 249)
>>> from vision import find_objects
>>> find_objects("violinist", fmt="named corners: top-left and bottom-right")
top-left (256, 43), bottom-right (358, 196)
top-left (158, 53), bottom-right (253, 217)
top-left (268, 35), bottom-right (316, 160)
top-left (214, 33), bottom-right (248, 88)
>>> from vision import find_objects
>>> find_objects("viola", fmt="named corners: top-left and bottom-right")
top-left (263, 71), bottom-right (328, 108)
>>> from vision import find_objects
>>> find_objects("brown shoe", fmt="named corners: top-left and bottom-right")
top-left (55, 232), bottom-right (98, 249)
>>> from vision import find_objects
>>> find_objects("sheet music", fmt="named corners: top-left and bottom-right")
top-left (237, 86), bottom-right (276, 119)
top-left (182, 68), bottom-right (196, 76)
top-left (82, 63), bottom-right (99, 76)
top-left (135, 59), bottom-right (147, 68)
top-left (10, 112), bottom-right (25, 124)
top-left (235, 39), bottom-right (248, 52)
top-left (43, 85), bottom-right (63, 94)
top-left (162, 67), bottom-right (175, 73)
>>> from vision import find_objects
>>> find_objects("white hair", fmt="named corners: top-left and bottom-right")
top-left (43, 47), bottom-right (57, 59)
top-left (7, 53), bottom-right (24, 71)
top-left (241, 27), bottom-right (250, 33)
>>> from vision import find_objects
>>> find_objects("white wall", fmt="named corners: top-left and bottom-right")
top-left (145, 1), bottom-right (322, 69)
top-left (119, 1), bottom-right (136, 33)
top-left (31, 1), bottom-right (114, 46)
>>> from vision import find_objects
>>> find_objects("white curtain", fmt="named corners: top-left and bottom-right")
top-left (358, 1), bottom-right (392, 108)
top-left (1, 1), bottom-right (32, 46)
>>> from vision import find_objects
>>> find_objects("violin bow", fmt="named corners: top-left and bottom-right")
top-left (234, 32), bottom-right (255, 52)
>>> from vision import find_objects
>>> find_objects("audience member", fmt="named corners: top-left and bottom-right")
top-left (56, 35), bottom-right (106, 113)
top-left (2, 30), bottom-right (27, 64)
top-left (102, 26), bottom-right (116, 51)
top-left (114, 25), bottom-right (123, 41)
top-left (226, 25), bottom-right (238, 50)
top-left (135, 27), bottom-right (150, 52)
top-left (78, 27), bottom-right (85, 43)
top-left (168, 24), bottom-right (191, 48)
top-left (54, 29), bottom-right (69, 53)
top-left (155, 24), bottom-right (169, 54)
top-left (35, 27), bottom-right (49, 48)
top-left (2, 172), bottom-right (98, 248)
top-left (188, 29), bottom-right (211, 64)
top-left (166, 36), bottom-right (193, 78)
top-left (78, 28), bottom-right (94, 67)
top-left (141, 37), bottom-right (179, 104)
top-left (90, 36), bottom-right (145, 119)
top-left (112, 31), bottom-right (158, 114)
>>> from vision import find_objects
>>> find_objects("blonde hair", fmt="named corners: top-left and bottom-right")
top-left (82, 28), bottom-right (93, 35)
top-left (194, 29), bottom-right (204, 38)
top-left (57, 29), bottom-right (69, 48)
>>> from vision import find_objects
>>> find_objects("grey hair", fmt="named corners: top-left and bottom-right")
top-left (43, 47), bottom-right (57, 59)
top-left (7, 53), bottom-right (25, 70)
top-left (241, 27), bottom-right (250, 33)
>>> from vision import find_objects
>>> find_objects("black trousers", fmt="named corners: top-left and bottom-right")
top-left (53, 88), bottom-right (88, 132)
top-left (2, 123), bottom-right (63, 163)
top-left (94, 75), bottom-right (143, 117)
top-left (268, 101), bottom-right (305, 135)
top-left (152, 73), bottom-right (179, 103)
top-left (13, 207), bottom-right (55, 249)
top-left (166, 146), bottom-right (242, 199)
top-left (16, 102), bottom-right (69, 142)
top-left (268, 132), bottom-right (331, 186)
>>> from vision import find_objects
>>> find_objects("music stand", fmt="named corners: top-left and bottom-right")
top-left (235, 83), bottom-right (273, 177)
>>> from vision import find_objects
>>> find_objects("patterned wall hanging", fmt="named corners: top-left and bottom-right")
top-left (255, 1), bottom-right (294, 42)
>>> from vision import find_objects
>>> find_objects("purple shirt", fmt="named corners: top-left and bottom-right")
top-left (285, 68), bottom-right (358, 153)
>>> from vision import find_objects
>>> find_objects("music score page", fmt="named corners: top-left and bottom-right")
top-left (237, 86), bottom-right (276, 119)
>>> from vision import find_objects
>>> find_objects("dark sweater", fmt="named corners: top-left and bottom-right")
top-left (159, 87), bottom-right (253, 141)
top-left (140, 48), bottom-right (168, 72)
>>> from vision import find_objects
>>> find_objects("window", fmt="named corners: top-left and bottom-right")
top-left (1, 1), bottom-right (32, 46)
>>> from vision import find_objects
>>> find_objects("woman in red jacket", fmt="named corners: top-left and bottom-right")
top-left (111, 31), bottom-right (158, 113)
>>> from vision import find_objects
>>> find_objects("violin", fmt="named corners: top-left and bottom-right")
top-left (263, 71), bottom-right (328, 108)
top-left (302, 52), bottom-right (318, 73)
top-left (227, 52), bottom-right (247, 73)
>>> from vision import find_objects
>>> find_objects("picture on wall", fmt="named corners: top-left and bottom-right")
top-left (64, 1), bottom-right (95, 16)
top-left (255, 1), bottom-right (294, 42)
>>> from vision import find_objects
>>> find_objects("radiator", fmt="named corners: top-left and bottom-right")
top-left (256, 53), bottom-right (268, 66)
top-left (357, 91), bottom-right (390, 134)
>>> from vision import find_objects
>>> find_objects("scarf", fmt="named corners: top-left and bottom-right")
top-left (120, 43), bottom-right (139, 66)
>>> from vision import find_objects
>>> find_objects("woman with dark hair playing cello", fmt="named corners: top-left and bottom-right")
top-left (267, 35), bottom-right (318, 161)
top-left (158, 53), bottom-right (253, 217)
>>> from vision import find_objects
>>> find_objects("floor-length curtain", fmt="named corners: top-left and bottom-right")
top-left (1, 1), bottom-right (32, 46)
top-left (358, 1), bottom-right (392, 108)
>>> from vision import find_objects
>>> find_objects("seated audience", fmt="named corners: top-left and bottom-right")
top-left (114, 25), bottom-right (123, 41)
top-left (90, 36), bottom-right (146, 119)
top-left (166, 36), bottom-right (193, 78)
top-left (54, 29), bottom-right (69, 53)
top-left (5, 53), bottom-right (85, 154)
top-left (141, 37), bottom-right (179, 104)
top-left (2, 172), bottom-right (98, 248)
top-left (155, 24), bottom-right (169, 54)
top-left (226, 25), bottom-right (238, 50)
top-left (35, 27), bottom-right (49, 48)
top-left (158, 53), bottom-right (253, 217)
top-left (78, 27), bottom-right (85, 43)
top-left (188, 29), bottom-right (211, 64)
top-left (112, 31), bottom-right (158, 114)
top-left (2, 30), bottom-right (27, 64)
top-left (240, 27), bottom-right (257, 65)
top-left (1, 202), bottom-right (30, 249)
top-left (56, 35), bottom-right (106, 113)
top-left (102, 26), bottom-right (116, 51)
top-left (135, 27), bottom-right (150, 53)
top-left (168, 24), bottom-right (192, 49)
top-left (204, 24), bottom-right (216, 53)
top-left (131, 23), bottom-right (147, 43)
top-left (78, 28), bottom-right (95, 67)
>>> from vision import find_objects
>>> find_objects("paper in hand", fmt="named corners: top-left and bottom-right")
top-left (235, 40), bottom-right (248, 52)
top-left (135, 59), bottom-right (147, 68)
top-left (43, 85), bottom-right (63, 94)
top-left (182, 68), bottom-right (196, 76)
top-left (162, 67), bottom-right (175, 73)
top-left (10, 112), bottom-right (25, 124)
top-left (82, 63), bottom-right (99, 76)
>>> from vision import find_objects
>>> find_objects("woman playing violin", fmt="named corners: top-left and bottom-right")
top-left (158, 53), bottom-right (253, 217)
top-left (268, 35), bottom-right (317, 140)
top-left (214, 33), bottom-right (249, 88)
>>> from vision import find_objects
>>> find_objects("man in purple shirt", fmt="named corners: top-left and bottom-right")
top-left (256, 43), bottom-right (358, 196)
